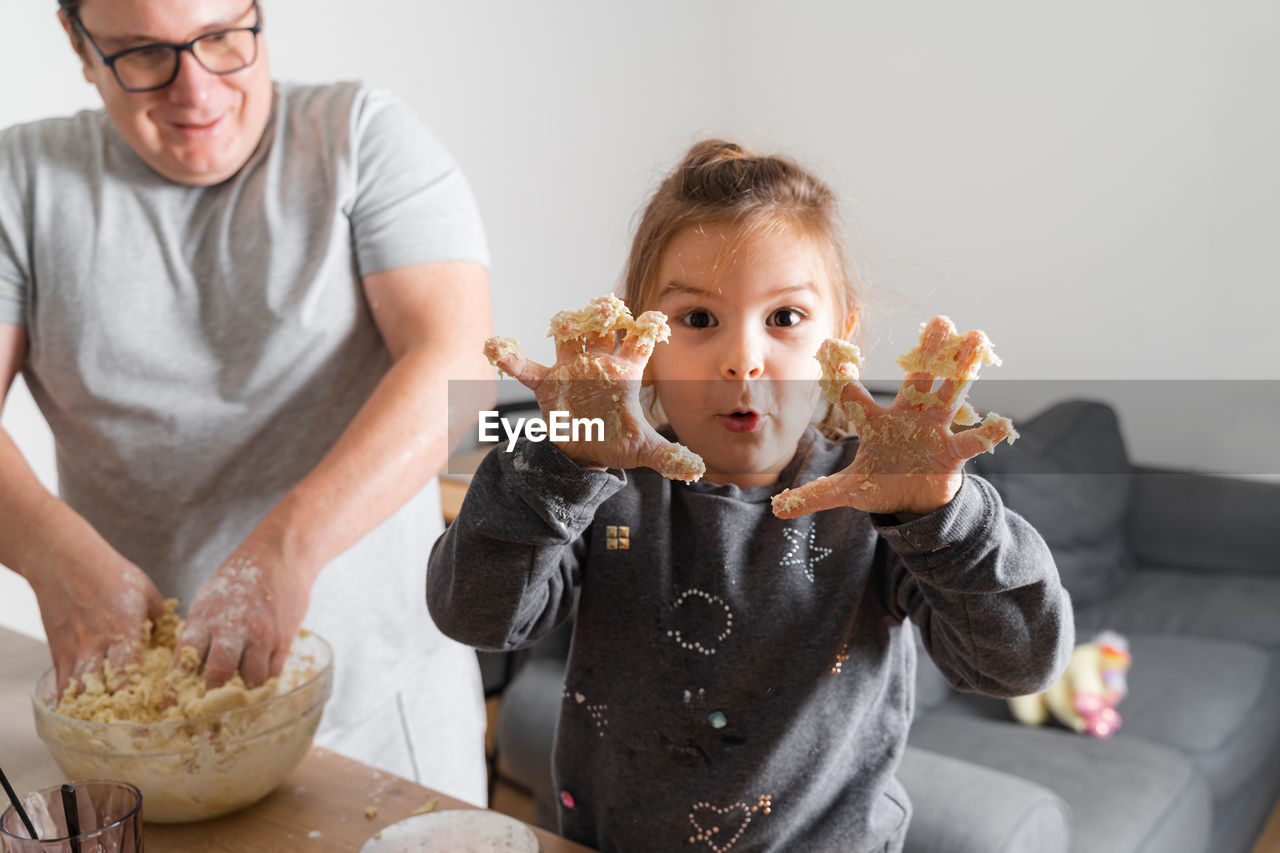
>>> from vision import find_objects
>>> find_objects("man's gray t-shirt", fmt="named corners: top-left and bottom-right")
top-left (0, 82), bottom-right (488, 750)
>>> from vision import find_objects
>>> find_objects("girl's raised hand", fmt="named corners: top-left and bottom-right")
top-left (484, 296), bottom-right (705, 482)
top-left (773, 317), bottom-right (1016, 518)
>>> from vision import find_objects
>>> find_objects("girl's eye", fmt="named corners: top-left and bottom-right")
top-left (768, 308), bottom-right (806, 328)
top-left (681, 309), bottom-right (717, 329)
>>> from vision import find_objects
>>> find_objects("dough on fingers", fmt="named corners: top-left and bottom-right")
top-left (895, 315), bottom-right (1001, 380)
top-left (55, 600), bottom-right (277, 723)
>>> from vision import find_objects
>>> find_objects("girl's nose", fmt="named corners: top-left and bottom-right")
top-left (720, 335), bottom-right (764, 380)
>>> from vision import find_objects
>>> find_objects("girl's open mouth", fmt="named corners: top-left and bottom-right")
top-left (718, 411), bottom-right (761, 433)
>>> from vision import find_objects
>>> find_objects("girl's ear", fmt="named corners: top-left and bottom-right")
top-left (842, 309), bottom-right (858, 339)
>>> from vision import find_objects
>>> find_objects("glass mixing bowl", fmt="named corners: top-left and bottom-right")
top-left (32, 632), bottom-right (332, 824)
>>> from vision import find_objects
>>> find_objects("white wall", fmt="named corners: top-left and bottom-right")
top-left (266, 0), bottom-right (742, 369)
top-left (3, 1), bottom-right (1278, 634)
top-left (716, 0), bottom-right (1280, 472)
top-left (727, 1), bottom-right (1280, 372)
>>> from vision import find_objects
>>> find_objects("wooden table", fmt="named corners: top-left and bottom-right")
top-left (440, 475), bottom-right (468, 525)
top-left (0, 626), bottom-right (591, 852)
top-left (440, 446), bottom-right (490, 524)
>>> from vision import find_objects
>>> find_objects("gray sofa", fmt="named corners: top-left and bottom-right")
top-left (486, 399), bottom-right (1280, 852)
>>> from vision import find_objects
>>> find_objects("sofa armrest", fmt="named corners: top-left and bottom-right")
top-left (496, 656), bottom-right (563, 796)
top-left (899, 747), bottom-right (1071, 853)
top-left (1126, 466), bottom-right (1280, 576)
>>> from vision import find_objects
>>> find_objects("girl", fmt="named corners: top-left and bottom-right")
top-left (428, 140), bottom-right (1071, 852)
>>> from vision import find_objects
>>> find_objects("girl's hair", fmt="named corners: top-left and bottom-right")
top-left (623, 139), bottom-right (861, 437)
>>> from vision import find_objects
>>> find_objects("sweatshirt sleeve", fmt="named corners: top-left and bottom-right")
top-left (427, 437), bottom-right (626, 651)
top-left (874, 474), bottom-right (1074, 697)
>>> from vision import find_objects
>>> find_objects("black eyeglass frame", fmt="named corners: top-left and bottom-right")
top-left (70, 2), bottom-right (261, 93)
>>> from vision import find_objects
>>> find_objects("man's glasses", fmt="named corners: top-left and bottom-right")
top-left (71, 2), bottom-right (261, 93)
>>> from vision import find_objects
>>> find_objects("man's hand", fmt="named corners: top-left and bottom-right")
top-left (774, 317), bottom-right (1016, 518)
top-left (173, 260), bottom-right (490, 689)
top-left (175, 550), bottom-right (310, 688)
top-left (485, 295), bottom-right (704, 482)
top-left (35, 558), bottom-right (167, 698)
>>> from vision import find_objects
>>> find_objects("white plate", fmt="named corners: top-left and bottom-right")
top-left (360, 809), bottom-right (541, 853)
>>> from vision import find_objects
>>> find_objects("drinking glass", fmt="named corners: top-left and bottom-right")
top-left (1, 780), bottom-right (141, 853)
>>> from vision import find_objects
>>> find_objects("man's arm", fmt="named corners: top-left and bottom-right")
top-left (274, 261), bottom-right (496, 570)
top-left (0, 323), bottom-right (167, 695)
top-left (178, 261), bottom-right (497, 687)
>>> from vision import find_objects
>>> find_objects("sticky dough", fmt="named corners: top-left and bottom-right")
top-left (771, 319), bottom-right (1014, 514)
top-left (42, 602), bottom-right (327, 823)
top-left (815, 338), bottom-right (864, 407)
top-left (55, 600), bottom-right (276, 723)
top-left (487, 295), bottom-right (704, 483)
top-left (484, 335), bottom-right (523, 371)
top-left (548, 294), bottom-right (671, 351)
top-left (818, 318), bottom-right (1008, 434)
top-left (657, 443), bottom-right (706, 484)
top-left (894, 316), bottom-right (1001, 380)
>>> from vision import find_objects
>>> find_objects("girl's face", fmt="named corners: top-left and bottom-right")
top-left (649, 222), bottom-right (844, 488)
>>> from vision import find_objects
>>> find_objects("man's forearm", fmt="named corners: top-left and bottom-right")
top-left (243, 343), bottom-right (494, 587)
top-left (0, 427), bottom-right (127, 589)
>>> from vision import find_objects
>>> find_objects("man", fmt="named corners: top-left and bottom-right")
top-left (0, 0), bottom-right (494, 803)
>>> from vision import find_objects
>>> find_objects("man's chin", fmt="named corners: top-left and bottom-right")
top-left (152, 150), bottom-right (246, 187)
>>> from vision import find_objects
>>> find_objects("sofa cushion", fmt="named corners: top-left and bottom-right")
top-left (1116, 635), bottom-right (1280, 803)
top-left (497, 657), bottom-right (565, 794)
top-left (1206, 758), bottom-right (1280, 853)
top-left (898, 746), bottom-right (1070, 853)
top-left (971, 399), bottom-right (1134, 606)
top-left (926, 633), bottom-right (1280, 805)
top-left (1126, 467), bottom-right (1280, 578)
top-left (908, 714), bottom-right (1211, 853)
top-left (1118, 634), bottom-right (1268, 746)
top-left (1076, 569), bottom-right (1280, 648)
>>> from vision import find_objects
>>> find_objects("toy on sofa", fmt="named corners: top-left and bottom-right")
top-left (1008, 630), bottom-right (1131, 738)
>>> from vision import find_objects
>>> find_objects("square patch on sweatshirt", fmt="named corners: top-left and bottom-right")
top-left (606, 525), bottom-right (630, 550)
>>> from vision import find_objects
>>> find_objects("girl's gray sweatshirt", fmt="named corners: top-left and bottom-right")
top-left (428, 427), bottom-right (1073, 852)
